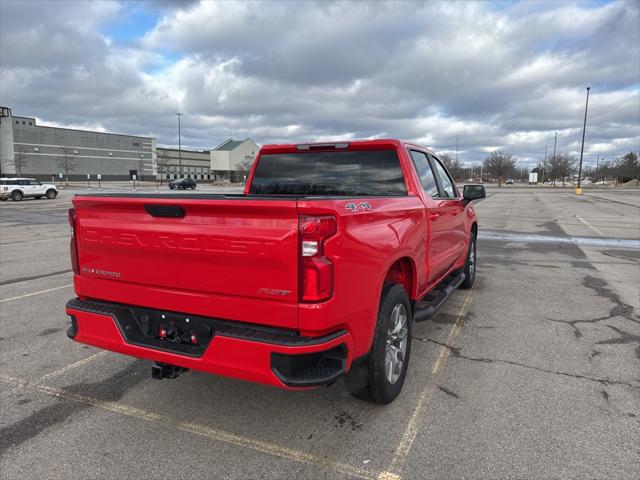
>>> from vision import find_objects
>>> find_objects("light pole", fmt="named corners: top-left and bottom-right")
top-left (176, 113), bottom-right (183, 176)
top-left (576, 87), bottom-right (591, 194)
top-left (552, 132), bottom-right (557, 159)
top-left (543, 144), bottom-right (547, 183)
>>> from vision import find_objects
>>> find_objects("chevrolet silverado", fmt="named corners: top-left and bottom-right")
top-left (65, 139), bottom-right (485, 404)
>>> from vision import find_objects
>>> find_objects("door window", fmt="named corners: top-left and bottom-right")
top-left (430, 157), bottom-right (457, 198)
top-left (409, 150), bottom-right (438, 197)
top-left (29, 180), bottom-right (41, 186)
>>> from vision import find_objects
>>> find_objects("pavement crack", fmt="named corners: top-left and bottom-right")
top-left (596, 325), bottom-right (640, 361)
top-left (437, 386), bottom-right (460, 399)
top-left (545, 275), bottom-right (639, 338)
top-left (412, 336), bottom-right (640, 390)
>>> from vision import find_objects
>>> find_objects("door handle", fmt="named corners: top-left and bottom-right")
top-left (428, 213), bottom-right (440, 221)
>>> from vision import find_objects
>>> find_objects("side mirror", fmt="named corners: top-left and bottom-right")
top-left (463, 184), bottom-right (486, 203)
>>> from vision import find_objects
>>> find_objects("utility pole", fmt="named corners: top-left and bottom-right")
top-left (176, 113), bottom-right (183, 176)
top-left (596, 153), bottom-right (599, 183)
top-left (576, 87), bottom-right (590, 194)
top-left (552, 132), bottom-right (558, 159)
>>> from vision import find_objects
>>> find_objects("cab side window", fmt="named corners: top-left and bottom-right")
top-left (409, 150), bottom-right (439, 198)
top-left (430, 156), bottom-right (457, 198)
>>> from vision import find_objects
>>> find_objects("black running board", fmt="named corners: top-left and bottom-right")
top-left (414, 273), bottom-right (466, 322)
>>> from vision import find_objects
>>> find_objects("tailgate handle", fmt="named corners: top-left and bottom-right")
top-left (144, 205), bottom-right (185, 218)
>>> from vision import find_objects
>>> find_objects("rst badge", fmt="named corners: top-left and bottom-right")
top-left (345, 202), bottom-right (372, 212)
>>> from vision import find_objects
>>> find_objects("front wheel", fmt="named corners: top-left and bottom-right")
top-left (346, 283), bottom-right (412, 404)
top-left (46, 189), bottom-right (57, 199)
top-left (459, 233), bottom-right (476, 289)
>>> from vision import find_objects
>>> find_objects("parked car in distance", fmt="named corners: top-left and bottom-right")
top-left (169, 178), bottom-right (196, 190)
top-left (65, 139), bottom-right (486, 404)
top-left (0, 178), bottom-right (58, 201)
top-left (505, 178), bottom-right (514, 185)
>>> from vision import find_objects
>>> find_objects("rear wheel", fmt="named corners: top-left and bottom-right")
top-left (459, 233), bottom-right (476, 289)
top-left (11, 191), bottom-right (23, 201)
top-left (346, 283), bottom-right (412, 404)
top-left (46, 189), bottom-right (57, 199)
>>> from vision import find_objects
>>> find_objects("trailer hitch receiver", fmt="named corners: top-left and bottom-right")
top-left (151, 362), bottom-right (189, 380)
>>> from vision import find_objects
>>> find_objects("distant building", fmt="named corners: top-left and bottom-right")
top-left (0, 106), bottom-right (156, 181)
top-left (210, 138), bottom-right (259, 180)
top-left (0, 106), bottom-right (260, 183)
top-left (156, 147), bottom-right (211, 181)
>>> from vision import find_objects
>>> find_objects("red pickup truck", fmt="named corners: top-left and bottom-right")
top-left (65, 139), bottom-right (485, 404)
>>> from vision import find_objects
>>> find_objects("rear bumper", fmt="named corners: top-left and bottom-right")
top-left (65, 298), bottom-right (354, 389)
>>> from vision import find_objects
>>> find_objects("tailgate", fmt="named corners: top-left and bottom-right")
top-left (72, 195), bottom-right (299, 328)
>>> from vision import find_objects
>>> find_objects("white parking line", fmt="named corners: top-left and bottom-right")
top-left (0, 284), bottom-right (73, 303)
top-left (379, 288), bottom-right (475, 480)
top-left (0, 374), bottom-right (377, 479)
top-left (35, 351), bottom-right (109, 384)
top-left (577, 216), bottom-right (605, 236)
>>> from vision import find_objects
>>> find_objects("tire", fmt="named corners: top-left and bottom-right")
top-left (191, 185), bottom-right (196, 190)
top-left (0, 198), bottom-right (7, 201)
top-left (46, 189), bottom-right (57, 199)
top-left (346, 283), bottom-right (412, 404)
top-left (459, 233), bottom-right (476, 289)
top-left (11, 190), bottom-right (23, 202)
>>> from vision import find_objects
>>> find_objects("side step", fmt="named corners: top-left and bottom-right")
top-left (414, 272), bottom-right (466, 322)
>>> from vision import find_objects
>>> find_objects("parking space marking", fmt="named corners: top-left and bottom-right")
top-left (34, 351), bottom-right (109, 384)
top-left (379, 288), bottom-right (475, 480)
top-left (0, 374), bottom-right (377, 479)
top-left (0, 284), bottom-right (73, 303)
top-left (577, 216), bottom-right (605, 236)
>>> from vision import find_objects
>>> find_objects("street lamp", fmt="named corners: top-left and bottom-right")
top-left (576, 87), bottom-right (591, 194)
top-left (176, 113), bottom-right (183, 176)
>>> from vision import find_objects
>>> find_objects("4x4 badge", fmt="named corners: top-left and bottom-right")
top-left (345, 202), bottom-right (372, 212)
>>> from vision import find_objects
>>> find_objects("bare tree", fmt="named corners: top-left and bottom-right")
top-left (615, 151), bottom-right (639, 185)
top-left (57, 148), bottom-right (78, 185)
top-left (235, 157), bottom-right (254, 183)
top-left (483, 151), bottom-right (516, 186)
top-left (439, 152), bottom-right (464, 180)
top-left (547, 154), bottom-right (576, 186)
top-left (14, 145), bottom-right (29, 176)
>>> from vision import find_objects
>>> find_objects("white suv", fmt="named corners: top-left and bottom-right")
top-left (0, 178), bottom-right (59, 201)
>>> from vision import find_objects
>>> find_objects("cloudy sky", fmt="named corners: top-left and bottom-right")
top-left (1, 0), bottom-right (638, 167)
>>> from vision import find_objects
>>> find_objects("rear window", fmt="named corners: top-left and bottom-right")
top-left (249, 150), bottom-right (407, 196)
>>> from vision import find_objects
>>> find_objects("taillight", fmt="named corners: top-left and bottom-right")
top-left (68, 208), bottom-right (79, 274)
top-left (299, 215), bottom-right (337, 302)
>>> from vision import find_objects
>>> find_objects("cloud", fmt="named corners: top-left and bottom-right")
top-left (0, 0), bottom-right (638, 168)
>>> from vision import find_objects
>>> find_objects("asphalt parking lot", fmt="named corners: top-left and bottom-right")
top-left (1, 185), bottom-right (639, 479)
